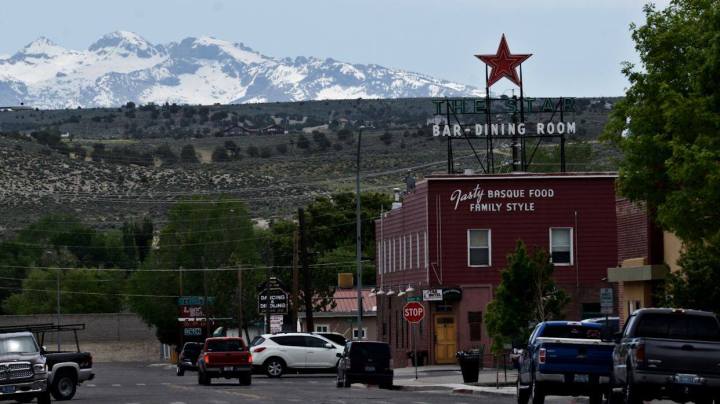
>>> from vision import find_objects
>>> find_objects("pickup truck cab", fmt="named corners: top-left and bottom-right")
top-left (516, 321), bottom-right (614, 404)
top-left (0, 331), bottom-right (51, 404)
top-left (197, 337), bottom-right (252, 386)
top-left (610, 308), bottom-right (720, 404)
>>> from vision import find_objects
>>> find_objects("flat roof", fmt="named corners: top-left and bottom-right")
top-left (426, 172), bottom-right (618, 181)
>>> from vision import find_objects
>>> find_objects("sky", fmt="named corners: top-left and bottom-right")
top-left (0, 0), bottom-right (669, 97)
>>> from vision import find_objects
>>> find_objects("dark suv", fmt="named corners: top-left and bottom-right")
top-left (0, 332), bottom-right (50, 404)
top-left (336, 341), bottom-right (393, 389)
top-left (176, 342), bottom-right (203, 376)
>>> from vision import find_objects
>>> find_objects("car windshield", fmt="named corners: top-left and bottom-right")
top-left (540, 324), bottom-right (602, 339)
top-left (635, 313), bottom-right (720, 341)
top-left (206, 340), bottom-right (245, 352)
top-left (320, 334), bottom-right (346, 346)
top-left (250, 336), bottom-right (265, 347)
top-left (184, 344), bottom-right (201, 353)
top-left (0, 336), bottom-right (38, 354)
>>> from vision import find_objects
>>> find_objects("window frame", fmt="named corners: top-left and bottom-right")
top-left (353, 328), bottom-right (368, 339)
top-left (315, 324), bottom-right (329, 333)
top-left (549, 227), bottom-right (573, 266)
top-left (467, 229), bottom-right (492, 267)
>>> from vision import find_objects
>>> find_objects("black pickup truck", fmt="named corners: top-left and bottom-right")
top-left (610, 308), bottom-right (720, 404)
top-left (1, 324), bottom-right (95, 401)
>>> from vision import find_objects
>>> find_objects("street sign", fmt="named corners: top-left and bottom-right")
top-left (422, 289), bottom-right (443, 302)
top-left (177, 296), bottom-right (215, 306)
top-left (600, 288), bottom-right (614, 315)
top-left (258, 288), bottom-right (289, 315)
top-left (270, 315), bottom-right (283, 333)
top-left (406, 296), bottom-right (422, 302)
top-left (403, 302), bottom-right (425, 324)
top-left (183, 328), bottom-right (202, 337)
top-left (179, 306), bottom-right (204, 318)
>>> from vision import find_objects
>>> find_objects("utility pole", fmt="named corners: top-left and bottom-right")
top-left (237, 264), bottom-right (243, 340)
top-left (290, 230), bottom-right (299, 331)
top-left (56, 268), bottom-right (61, 351)
top-left (203, 257), bottom-right (210, 338)
top-left (265, 240), bottom-right (272, 334)
top-left (298, 208), bottom-right (313, 332)
top-left (355, 126), bottom-right (364, 339)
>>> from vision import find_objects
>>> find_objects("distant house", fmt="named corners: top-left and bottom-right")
top-left (222, 125), bottom-right (256, 136)
top-left (299, 287), bottom-right (377, 341)
top-left (0, 105), bottom-right (33, 112)
top-left (260, 124), bottom-right (287, 135)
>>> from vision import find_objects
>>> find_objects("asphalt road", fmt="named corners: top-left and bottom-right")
top-left (65, 362), bottom-right (581, 404)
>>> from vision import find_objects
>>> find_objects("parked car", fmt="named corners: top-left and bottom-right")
top-left (609, 308), bottom-right (720, 404)
top-left (582, 317), bottom-right (620, 334)
top-left (0, 331), bottom-right (51, 404)
top-left (516, 321), bottom-right (614, 404)
top-left (0, 323), bottom-right (95, 401)
top-left (250, 333), bottom-right (343, 377)
top-left (197, 337), bottom-right (252, 386)
top-left (313, 332), bottom-right (347, 347)
top-left (336, 341), bottom-right (393, 389)
top-left (176, 342), bottom-right (203, 376)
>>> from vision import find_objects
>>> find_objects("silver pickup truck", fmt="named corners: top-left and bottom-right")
top-left (610, 308), bottom-right (720, 404)
top-left (0, 331), bottom-right (51, 404)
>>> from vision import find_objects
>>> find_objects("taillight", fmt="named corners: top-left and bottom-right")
top-left (635, 343), bottom-right (645, 365)
top-left (253, 347), bottom-right (266, 353)
top-left (248, 355), bottom-right (253, 364)
top-left (204, 354), bottom-right (210, 365)
top-left (538, 348), bottom-right (547, 364)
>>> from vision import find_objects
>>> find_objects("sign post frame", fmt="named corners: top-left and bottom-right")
top-left (403, 302), bottom-right (426, 380)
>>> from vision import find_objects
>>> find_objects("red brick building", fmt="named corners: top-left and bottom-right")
top-left (374, 173), bottom-right (618, 365)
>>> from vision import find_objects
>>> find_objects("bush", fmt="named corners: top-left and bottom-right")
top-left (155, 144), bottom-right (178, 165)
top-left (276, 144), bottom-right (288, 154)
top-left (180, 144), bottom-right (199, 164)
top-left (212, 145), bottom-right (229, 162)
top-left (296, 134), bottom-right (310, 149)
top-left (246, 145), bottom-right (259, 157)
top-left (380, 131), bottom-right (393, 145)
top-left (259, 146), bottom-right (272, 158)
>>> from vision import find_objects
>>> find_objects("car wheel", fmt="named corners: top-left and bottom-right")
top-left (517, 377), bottom-right (530, 404)
top-left (336, 372), bottom-right (343, 388)
top-left (176, 366), bottom-right (184, 377)
top-left (529, 377), bottom-right (545, 404)
top-left (343, 375), bottom-right (351, 388)
top-left (622, 370), bottom-right (641, 404)
top-left (264, 357), bottom-right (285, 378)
top-left (51, 370), bottom-right (78, 401)
top-left (239, 372), bottom-right (252, 386)
top-left (379, 380), bottom-right (393, 390)
top-left (37, 391), bottom-right (52, 404)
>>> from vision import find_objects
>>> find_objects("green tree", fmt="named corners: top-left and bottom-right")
top-left (485, 241), bottom-right (569, 353)
top-left (602, 0), bottom-right (720, 313)
top-left (180, 144), bottom-right (199, 164)
top-left (126, 197), bottom-right (261, 344)
top-left (211, 145), bottom-right (229, 162)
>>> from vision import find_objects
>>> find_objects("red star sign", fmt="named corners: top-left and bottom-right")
top-left (475, 34), bottom-right (531, 88)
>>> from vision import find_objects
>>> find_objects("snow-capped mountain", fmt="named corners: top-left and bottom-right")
top-left (0, 31), bottom-right (483, 109)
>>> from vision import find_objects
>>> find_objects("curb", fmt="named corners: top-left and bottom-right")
top-left (394, 384), bottom-right (515, 396)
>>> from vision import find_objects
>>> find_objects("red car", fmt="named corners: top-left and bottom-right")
top-left (197, 337), bottom-right (252, 386)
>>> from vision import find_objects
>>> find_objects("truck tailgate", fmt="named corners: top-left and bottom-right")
top-left (537, 337), bottom-right (614, 375)
top-left (205, 352), bottom-right (251, 367)
top-left (645, 339), bottom-right (720, 376)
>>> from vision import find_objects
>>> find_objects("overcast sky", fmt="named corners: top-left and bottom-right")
top-left (0, 0), bottom-right (669, 97)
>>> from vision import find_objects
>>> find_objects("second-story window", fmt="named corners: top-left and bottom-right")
top-left (468, 229), bottom-right (491, 267)
top-left (550, 227), bottom-right (573, 265)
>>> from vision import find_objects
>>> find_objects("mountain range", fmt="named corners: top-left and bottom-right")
top-left (0, 31), bottom-right (483, 109)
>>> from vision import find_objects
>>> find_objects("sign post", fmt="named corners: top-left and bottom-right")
top-left (403, 302), bottom-right (426, 380)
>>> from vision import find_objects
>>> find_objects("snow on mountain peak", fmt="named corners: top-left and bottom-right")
top-left (18, 37), bottom-right (67, 58)
top-left (89, 31), bottom-right (160, 58)
top-left (180, 36), bottom-right (268, 65)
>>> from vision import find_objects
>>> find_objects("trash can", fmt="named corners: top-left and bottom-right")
top-left (456, 350), bottom-right (482, 383)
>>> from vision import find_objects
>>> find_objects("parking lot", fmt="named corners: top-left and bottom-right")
top-left (69, 362), bottom-right (585, 404)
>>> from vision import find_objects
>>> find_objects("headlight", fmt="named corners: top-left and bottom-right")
top-left (33, 364), bottom-right (47, 374)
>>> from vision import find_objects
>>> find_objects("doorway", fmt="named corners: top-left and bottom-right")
top-left (434, 314), bottom-right (456, 364)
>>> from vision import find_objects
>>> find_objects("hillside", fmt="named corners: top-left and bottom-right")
top-left (0, 97), bottom-right (620, 234)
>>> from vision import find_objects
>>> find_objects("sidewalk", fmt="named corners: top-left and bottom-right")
top-left (392, 365), bottom-right (517, 396)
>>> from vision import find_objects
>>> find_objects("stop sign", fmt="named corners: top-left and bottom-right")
top-left (403, 302), bottom-right (425, 323)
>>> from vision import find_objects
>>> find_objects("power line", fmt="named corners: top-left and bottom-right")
top-left (0, 285), bottom-right (177, 299)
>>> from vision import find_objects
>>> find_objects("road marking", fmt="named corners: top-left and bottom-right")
top-left (136, 383), bottom-right (146, 386)
top-left (112, 384), bottom-right (121, 387)
top-left (86, 384), bottom-right (96, 387)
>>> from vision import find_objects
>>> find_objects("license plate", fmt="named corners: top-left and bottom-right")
top-left (574, 374), bottom-right (589, 383)
top-left (0, 385), bottom-right (16, 394)
top-left (364, 366), bottom-right (375, 372)
top-left (224, 366), bottom-right (234, 371)
top-left (674, 374), bottom-right (701, 385)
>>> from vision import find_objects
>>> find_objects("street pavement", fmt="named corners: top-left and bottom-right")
top-left (69, 362), bottom-right (585, 404)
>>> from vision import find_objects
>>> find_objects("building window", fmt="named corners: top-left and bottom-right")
top-left (550, 227), bottom-right (573, 265)
top-left (468, 229), bottom-right (491, 267)
top-left (468, 312), bottom-right (482, 341)
top-left (353, 328), bottom-right (367, 339)
top-left (315, 324), bottom-right (329, 333)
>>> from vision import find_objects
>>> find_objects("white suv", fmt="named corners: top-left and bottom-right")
top-left (249, 333), bottom-right (344, 377)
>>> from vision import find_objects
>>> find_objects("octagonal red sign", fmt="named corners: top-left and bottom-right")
top-left (403, 302), bottom-right (425, 323)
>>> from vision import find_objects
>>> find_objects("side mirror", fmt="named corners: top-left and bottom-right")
top-left (336, 353), bottom-right (342, 358)
top-left (325, 343), bottom-right (334, 349)
top-left (40, 346), bottom-right (47, 355)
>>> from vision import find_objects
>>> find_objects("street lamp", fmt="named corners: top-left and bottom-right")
top-left (355, 124), bottom-right (366, 340)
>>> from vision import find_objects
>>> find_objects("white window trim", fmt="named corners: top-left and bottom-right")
top-left (549, 227), bottom-right (574, 266)
top-left (416, 232), bottom-right (420, 270)
top-left (315, 324), bottom-right (330, 333)
top-left (352, 327), bottom-right (368, 339)
top-left (467, 229), bottom-right (492, 267)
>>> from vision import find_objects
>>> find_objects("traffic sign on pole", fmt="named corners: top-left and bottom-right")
top-left (403, 302), bottom-right (425, 324)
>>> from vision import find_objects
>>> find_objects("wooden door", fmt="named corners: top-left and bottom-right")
top-left (434, 314), bottom-right (457, 364)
